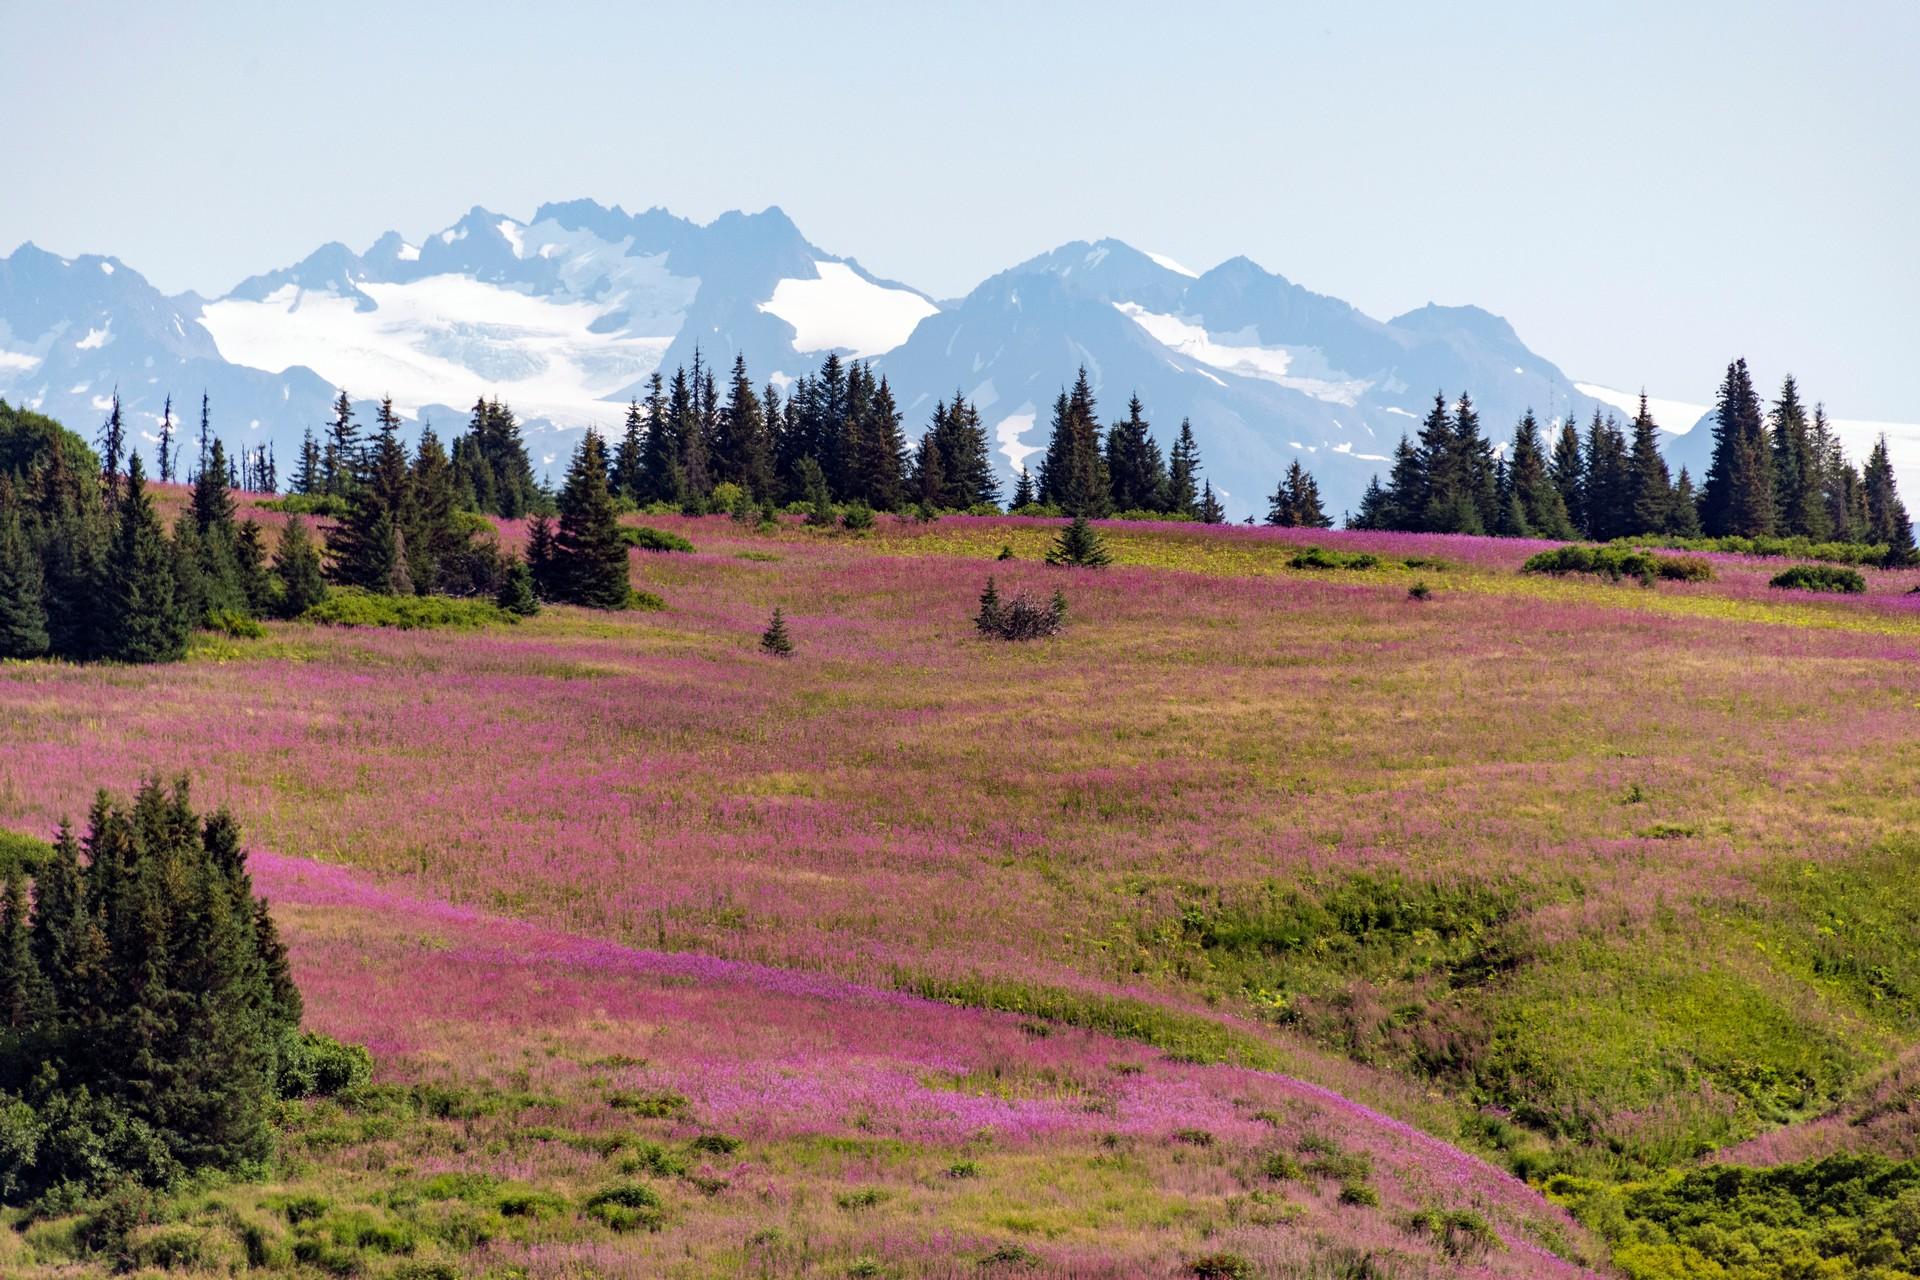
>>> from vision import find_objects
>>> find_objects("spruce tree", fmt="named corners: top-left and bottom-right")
top-left (759, 606), bottom-right (794, 656)
top-left (1266, 460), bottom-right (1332, 528)
top-left (1769, 376), bottom-right (1827, 540)
top-left (855, 375), bottom-right (908, 511)
top-left (156, 396), bottom-right (176, 484)
top-left (1550, 416), bottom-right (1587, 537)
top-left (1045, 515), bottom-right (1112, 568)
top-left (496, 557), bottom-right (539, 616)
top-left (332, 398), bottom-right (414, 592)
top-left (97, 392), bottom-right (127, 513)
top-left (1864, 435), bottom-right (1915, 559)
top-left (104, 454), bottom-right (189, 663)
top-left (1104, 394), bottom-right (1168, 513)
top-left (636, 372), bottom-right (678, 506)
top-left (1701, 358), bottom-right (1774, 537)
top-left (1198, 480), bottom-right (1226, 524)
top-left (525, 513), bottom-right (558, 599)
top-left (0, 488), bottom-right (50, 658)
top-left (1037, 369), bottom-right (1111, 516)
top-left (613, 400), bottom-right (647, 503)
top-left (1507, 411), bottom-right (1575, 539)
top-left (271, 515), bottom-right (328, 618)
top-left (1624, 394), bottom-right (1675, 537)
top-left (933, 392), bottom-right (1000, 509)
top-left (1348, 477), bottom-right (1392, 530)
top-left (1011, 466), bottom-right (1036, 510)
top-left (322, 390), bottom-right (358, 497)
top-left (293, 429), bottom-right (321, 496)
top-left (716, 355), bottom-right (775, 501)
top-left (1667, 468), bottom-right (1703, 537)
top-left (911, 415), bottom-right (946, 508)
top-left (405, 424), bottom-right (463, 594)
top-left (1167, 419), bottom-right (1202, 518)
top-left (551, 431), bottom-right (631, 608)
top-left (1582, 411), bottom-right (1631, 542)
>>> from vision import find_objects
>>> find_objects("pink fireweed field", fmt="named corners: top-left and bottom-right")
top-left (6, 497), bottom-right (1920, 1274)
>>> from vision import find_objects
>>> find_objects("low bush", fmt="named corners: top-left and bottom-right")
top-left (1769, 563), bottom-right (1867, 593)
top-left (607, 1089), bottom-right (688, 1118)
top-left (301, 589), bottom-right (513, 630)
top-left (277, 1031), bottom-right (374, 1099)
top-left (258, 493), bottom-right (352, 518)
top-left (583, 1183), bottom-right (664, 1232)
top-left (1406, 1207), bottom-right (1502, 1257)
top-left (206, 608), bottom-right (267, 638)
top-left (618, 525), bottom-right (694, 553)
top-left (1187, 1252), bottom-right (1254, 1279)
top-left (1616, 532), bottom-right (1893, 565)
top-left (1288, 546), bottom-right (1381, 571)
top-left (0, 828), bottom-right (52, 878)
top-left (1520, 544), bottom-right (1707, 586)
top-left (840, 503), bottom-right (876, 532)
top-left (974, 578), bottom-right (1067, 641)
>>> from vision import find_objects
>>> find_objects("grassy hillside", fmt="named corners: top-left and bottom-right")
top-left (6, 503), bottom-right (1920, 1275)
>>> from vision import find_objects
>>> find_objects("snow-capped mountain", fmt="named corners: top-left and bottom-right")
top-left (9, 198), bottom-right (1878, 515)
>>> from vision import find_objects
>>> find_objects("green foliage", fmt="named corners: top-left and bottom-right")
top-left (546, 432), bottom-right (632, 609)
top-left (759, 607), bottom-right (794, 656)
top-left (1522, 545), bottom-right (1714, 587)
top-left (276, 1032), bottom-right (374, 1100)
top-left (1408, 580), bottom-right (1433, 601)
top-left (618, 525), bottom-right (694, 553)
top-left (0, 781), bottom-right (319, 1203)
top-left (495, 558), bottom-right (540, 617)
top-left (1550, 1154), bottom-right (1920, 1280)
top-left (0, 829), bottom-right (51, 880)
top-left (583, 1182), bottom-right (663, 1232)
top-left (1186, 1251), bottom-right (1253, 1279)
top-left (1768, 563), bottom-right (1866, 593)
top-left (1618, 532), bottom-right (1890, 565)
top-left (1288, 546), bottom-right (1381, 570)
top-left (301, 588), bottom-right (513, 631)
top-left (1405, 1207), bottom-right (1502, 1257)
top-left (257, 493), bottom-right (353, 518)
top-left (974, 577), bottom-right (1066, 641)
top-left (1044, 516), bottom-right (1111, 568)
top-left (840, 502), bottom-right (875, 533)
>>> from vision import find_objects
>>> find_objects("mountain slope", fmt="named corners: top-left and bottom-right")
top-left (9, 199), bottom-right (1890, 515)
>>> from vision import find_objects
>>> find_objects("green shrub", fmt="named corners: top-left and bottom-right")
top-left (1769, 563), bottom-right (1867, 593)
top-left (618, 525), bottom-right (694, 553)
top-left (980, 1242), bottom-right (1042, 1268)
top-left (1260, 1150), bottom-right (1305, 1180)
top-left (1523, 545), bottom-right (1664, 585)
top-left (584, 1183), bottom-right (664, 1232)
top-left (629, 588), bottom-right (667, 611)
top-left (1406, 1207), bottom-right (1502, 1256)
top-left (496, 1188), bottom-right (570, 1220)
top-left (279, 1031), bottom-right (374, 1099)
top-left (391, 1264), bottom-right (461, 1280)
top-left (1614, 532), bottom-right (1890, 565)
top-left (206, 608), bottom-right (266, 638)
top-left (1170, 1127), bottom-right (1215, 1146)
top-left (688, 1133), bottom-right (741, 1155)
top-left (301, 589), bottom-right (512, 630)
top-left (1652, 554), bottom-right (1714, 582)
top-left (607, 1089), bottom-right (687, 1118)
top-left (0, 828), bottom-right (52, 879)
top-left (1408, 580), bottom-right (1432, 601)
top-left (836, 1187), bottom-right (889, 1210)
top-left (1186, 1252), bottom-right (1253, 1279)
top-left (1288, 546), bottom-right (1381, 570)
top-left (259, 493), bottom-right (352, 518)
top-left (945, 1159), bottom-right (981, 1179)
top-left (840, 503), bottom-right (875, 532)
top-left (1337, 1181), bottom-right (1381, 1207)
top-left (617, 1140), bottom-right (690, 1177)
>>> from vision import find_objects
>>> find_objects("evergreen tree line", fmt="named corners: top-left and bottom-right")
top-left (1029, 367), bottom-right (1223, 521)
top-left (0, 394), bottom-right (355, 663)
top-left (1345, 361), bottom-right (1913, 555)
top-left (0, 779), bottom-right (364, 1203)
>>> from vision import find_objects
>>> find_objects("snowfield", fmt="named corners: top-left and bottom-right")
top-left (200, 275), bottom-right (675, 427)
top-left (759, 261), bottom-right (938, 358)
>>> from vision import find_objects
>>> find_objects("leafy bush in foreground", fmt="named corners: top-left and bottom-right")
top-left (1045, 517), bottom-right (1111, 568)
top-left (1768, 563), bottom-right (1867, 593)
top-left (301, 588), bottom-right (513, 630)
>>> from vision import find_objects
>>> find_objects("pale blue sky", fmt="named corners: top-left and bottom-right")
top-left (2, 1), bottom-right (1913, 416)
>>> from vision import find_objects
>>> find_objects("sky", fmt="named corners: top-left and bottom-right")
top-left (2, 0), bottom-right (1914, 418)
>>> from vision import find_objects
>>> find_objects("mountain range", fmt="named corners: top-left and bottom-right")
top-left (3, 199), bottom-right (1911, 517)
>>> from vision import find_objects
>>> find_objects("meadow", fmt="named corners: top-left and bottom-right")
top-left (6, 495), bottom-right (1920, 1277)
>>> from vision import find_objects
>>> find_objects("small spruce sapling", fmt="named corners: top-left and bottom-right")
top-left (759, 606), bottom-right (794, 655)
top-left (1045, 515), bottom-right (1111, 568)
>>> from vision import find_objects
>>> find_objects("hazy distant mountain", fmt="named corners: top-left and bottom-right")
top-left (12, 199), bottom-right (1894, 515)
